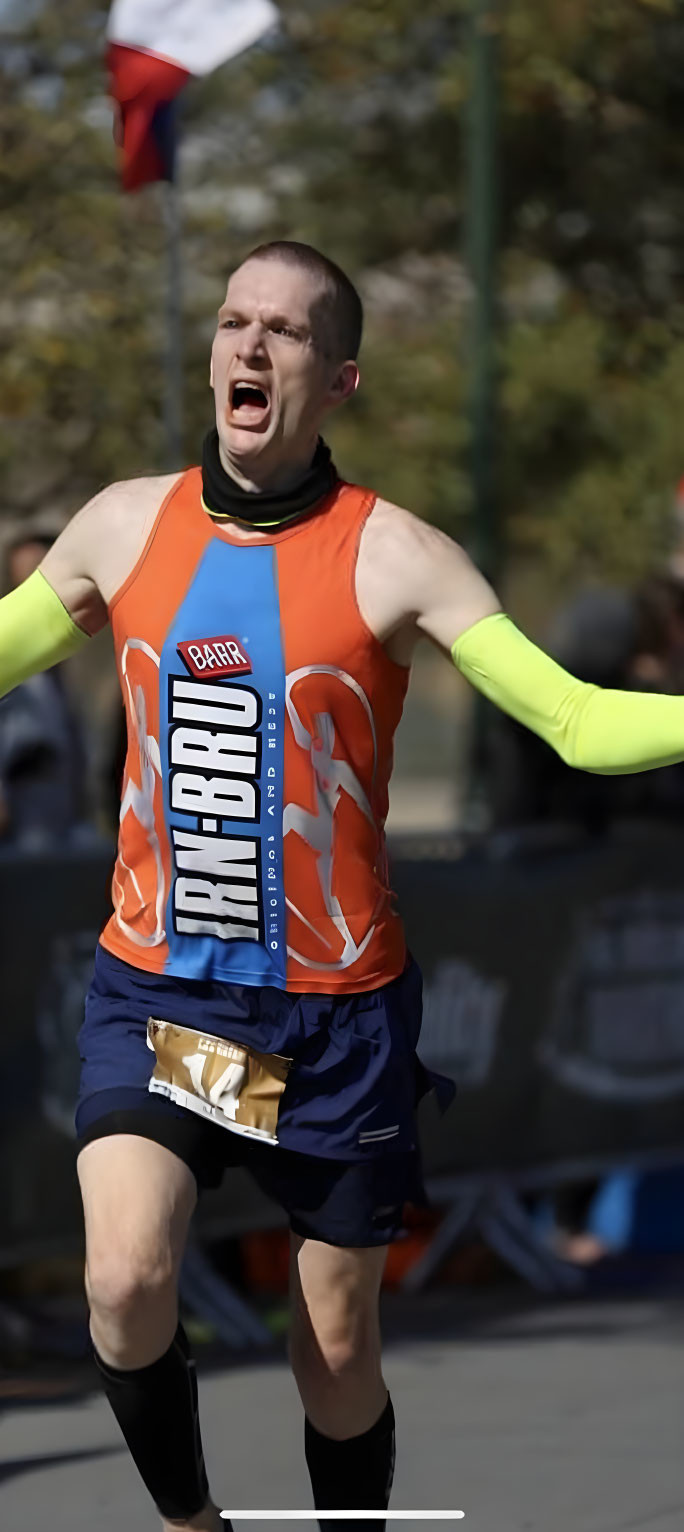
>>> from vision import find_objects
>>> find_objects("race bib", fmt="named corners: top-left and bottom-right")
top-left (146, 1017), bottom-right (291, 1145)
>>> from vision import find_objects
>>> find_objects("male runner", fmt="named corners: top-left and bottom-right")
top-left (3, 241), bottom-right (684, 1531)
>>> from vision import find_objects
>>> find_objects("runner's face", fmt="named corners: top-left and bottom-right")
top-left (211, 259), bottom-right (357, 478)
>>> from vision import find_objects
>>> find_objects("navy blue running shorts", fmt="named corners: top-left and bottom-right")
top-left (75, 946), bottom-right (452, 1247)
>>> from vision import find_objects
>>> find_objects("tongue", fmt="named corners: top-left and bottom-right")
top-left (235, 404), bottom-right (268, 430)
top-left (234, 392), bottom-right (266, 416)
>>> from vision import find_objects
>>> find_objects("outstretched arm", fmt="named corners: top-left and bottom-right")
top-left (0, 488), bottom-right (114, 701)
top-left (390, 511), bottom-right (684, 775)
top-left (451, 612), bottom-right (684, 774)
top-left (0, 570), bottom-right (89, 700)
top-left (0, 473), bottom-right (181, 700)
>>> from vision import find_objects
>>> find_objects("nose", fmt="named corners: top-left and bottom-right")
top-left (237, 320), bottom-right (268, 364)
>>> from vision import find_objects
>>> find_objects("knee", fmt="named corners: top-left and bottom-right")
top-left (85, 1244), bottom-right (175, 1326)
top-left (290, 1298), bottom-right (377, 1383)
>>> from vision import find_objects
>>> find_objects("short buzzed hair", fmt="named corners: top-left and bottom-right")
top-left (242, 240), bottom-right (363, 361)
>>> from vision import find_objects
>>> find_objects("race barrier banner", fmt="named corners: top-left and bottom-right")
top-left (3, 824), bottom-right (684, 1263)
top-left (394, 824), bottom-right (684, 1180)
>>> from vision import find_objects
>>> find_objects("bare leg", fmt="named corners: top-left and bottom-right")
top-left (78, 1134), bottom-right (223, 1532)
top-left (288, 1233), bottom-right (388, 1437)
top-left (289, 1234), bottom-right (394, 1528)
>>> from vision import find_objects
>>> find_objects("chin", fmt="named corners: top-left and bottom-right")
top-left (221, 417), bottom-right (274, 453)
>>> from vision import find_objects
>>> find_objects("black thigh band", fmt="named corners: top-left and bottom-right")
top-left (77, 1104), bottom-right (223, 1189)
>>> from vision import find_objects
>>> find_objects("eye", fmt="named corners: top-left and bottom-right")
top-left (220, 318), bottom-right (239, 329)
top-left (272, 324), bottom-right (297, 339)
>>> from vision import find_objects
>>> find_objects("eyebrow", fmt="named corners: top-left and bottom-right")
top-left (217, 305), bottom-right (310, 338)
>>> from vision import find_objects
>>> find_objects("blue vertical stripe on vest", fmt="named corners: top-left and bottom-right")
top-left (159, 538), bottom-right (286, 985)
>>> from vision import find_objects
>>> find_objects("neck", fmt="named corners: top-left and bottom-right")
top-left (201, 428), bottom-right (339, 530)
top-left (217, 438), bottom-right (319, 495)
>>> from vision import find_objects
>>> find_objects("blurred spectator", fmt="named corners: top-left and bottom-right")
top-left (486, 578), bottom-right (684, 833)
top-left (0, 532), bottom-right (86, 850)
top-left (633, 572), bottom-right (684, 692)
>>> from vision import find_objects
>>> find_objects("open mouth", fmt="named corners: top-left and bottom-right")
top-left (230, 381), bottom-right (271, 423)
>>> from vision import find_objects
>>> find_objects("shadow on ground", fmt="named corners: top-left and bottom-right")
top-left (0, 1444), bottom-right (123, 1487)
top-left (2, 1247), bottom-right (684, 1418)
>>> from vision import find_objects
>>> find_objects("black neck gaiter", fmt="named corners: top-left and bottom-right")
top-left (201, 428), bottom-right (339, 530)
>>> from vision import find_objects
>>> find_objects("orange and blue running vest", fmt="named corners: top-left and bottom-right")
top-left (100, 470), bottom-right (410, 993)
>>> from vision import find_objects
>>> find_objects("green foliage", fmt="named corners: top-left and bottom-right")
top-left (0, 2), bottom-right (169, 505)
top-left (2, 0), bottom-right (684, 584)
top-left (499, 0), bottom-right (684, 578)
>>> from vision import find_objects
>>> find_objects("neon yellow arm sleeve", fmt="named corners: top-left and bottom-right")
top-left (0, 568), bottom-right (88, 701)
top-left (451, 611), bottom-right (684, 775)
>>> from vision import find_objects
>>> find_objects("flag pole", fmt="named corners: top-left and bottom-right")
top-left (467, 0), bottom-right (500, 586)
top-left (161, 178), bottom-right (184, 469)
top-left (465, 0), bottom-right (500, 829)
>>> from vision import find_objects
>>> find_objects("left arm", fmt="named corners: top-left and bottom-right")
top-left (379, 509), bottom-right (684, 775)
top-left (451, 611), bottom-right (684, 774)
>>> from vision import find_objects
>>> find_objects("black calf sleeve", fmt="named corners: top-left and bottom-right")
top-left (305, 1393), bottom-right (396, 1532)
top-left (93, 1322), bottom-right (210, 1522)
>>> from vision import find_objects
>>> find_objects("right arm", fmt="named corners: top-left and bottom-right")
top-left (0, 570), bottom-right (92, 701)
top-left (0, 488), bottom-right (110, 702)
top-left (0, 474), bottom-right (179, 700)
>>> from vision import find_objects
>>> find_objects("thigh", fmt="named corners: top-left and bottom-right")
top-left (289, 1231), bottom-right (387, 1348)
top-left (77, 1133), bottom-right (197, 1281)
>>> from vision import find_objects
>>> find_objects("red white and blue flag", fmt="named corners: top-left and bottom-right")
top-left (107, 0), bottom-right (279, 190)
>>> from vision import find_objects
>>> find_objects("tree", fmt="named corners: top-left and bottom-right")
top-left (498, 0), bottom-right (684, 579)
top-left (2, 0), bottom-right (684, 589)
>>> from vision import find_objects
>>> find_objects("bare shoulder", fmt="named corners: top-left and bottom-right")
top-left (357, 496), bottom-right (500, 659)
top-left (361, 497), bottom-right (473, 580)
top-left (110, 472), bottom-right (182, 512)
top-left (88, 473), bottom-right (182, 604)
top-left (41, 472), bottom-right (182, 630)
top-left (80, 472), bottom-right (181, 538)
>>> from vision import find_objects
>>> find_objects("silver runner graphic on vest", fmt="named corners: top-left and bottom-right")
top-left (283, 665), bottom-right (377, 970)
top-left (114, 638), bottom-right (166, 948)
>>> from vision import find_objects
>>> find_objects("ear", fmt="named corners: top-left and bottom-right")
top-left (209, 351), bottom-right (215, 390)
top-left (328, 361), bottom-right (359, 407)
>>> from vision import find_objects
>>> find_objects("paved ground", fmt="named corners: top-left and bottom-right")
top-left (1, 1287), bottom-right (683, 1532)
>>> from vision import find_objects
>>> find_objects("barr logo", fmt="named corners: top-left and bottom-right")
top-left (177, 636), bottom-right (252, 680)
